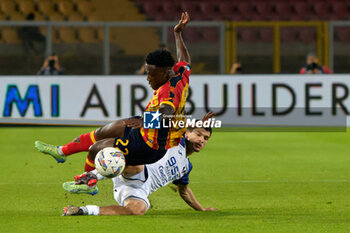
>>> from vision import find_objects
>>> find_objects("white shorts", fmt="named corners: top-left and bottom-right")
top-left (112, 176), bottom-right (151, 211)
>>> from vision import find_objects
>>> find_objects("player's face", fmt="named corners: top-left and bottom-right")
top-left (186, 128), bottom-right (211, 152)
top-left (145, 64), bottom-right (170, 90)
top-left (307, 55), bottom-right (318, 65)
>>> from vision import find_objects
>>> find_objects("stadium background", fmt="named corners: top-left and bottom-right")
top-left (1, 0), bottom-right (350, 75)
top-left (2, 0), bottom-right (350, 233)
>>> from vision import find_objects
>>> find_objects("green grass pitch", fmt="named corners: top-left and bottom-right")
top-left (1, 127), bottom-right (350, 233)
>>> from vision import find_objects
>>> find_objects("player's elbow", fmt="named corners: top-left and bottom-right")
top-left (178, 187), bottom-right (188, 197)
top-left (179, 56), bottom-right (191, 65)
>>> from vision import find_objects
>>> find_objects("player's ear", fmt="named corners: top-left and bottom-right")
top-left (162, 67), bottom-right (171, 77)
top-left (168, 68), bottom-right (174, 77)
top-left (185, 131), bottom-right (190, 139)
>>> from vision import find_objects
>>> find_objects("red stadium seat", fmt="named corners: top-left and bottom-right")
top-left (335, 27), bottom-right (350, 43)
top-left (167, 27), bottom-right (175, 43)
top-left (259, 27), bottom-right (273, 43)
top-left (298, 28), bottom-right (316, 43)
top-left (236, 2), bottom-right (255, 16)
top-left (218, 2), bottom-right (235, 16)
top-left (208, 14), bottom-right (227, 21)
top-left (142, 1), bottom-right (161, 15)
top-left (238, 28), bottom-right (258, 43)
top-left (190, 12), bottom-right (207, 21)
top-left (328, 14), bottom-right (345, 21)
top-left (161, 2), bottom-right (179, 14)
top-left (199, 2), bottom-right (216, 15)
top-left (226, 14), bottom-right (244, 21)
top-left (267, 14), bottom-right (285, 21)
top-left (236, 2), bottom-right (255, 20)
top-left (250, 14), bottom-right (267, 21)
top-left (180, 2), bottom-right (198, 14)
top-left (182, 27), bottom-right (201, 43)
top-left (289, 15), bottom-right (307, 21)
top-left (332, 2), bottom-right (350, 19)
top-left (281, 28), bottom-right (298, 43)
top-left (255, 2), bottom-right (274, 16)
top-left (293, 2), bottom-right (312, 16)
top-left (153, 13), bottom-right (173, 21)
top-left (201, 27), bottom-right (219, 43)
top-left (313, 2), bottom-right (332, 16)
top-left (275, 2), bottom-right (293, 18)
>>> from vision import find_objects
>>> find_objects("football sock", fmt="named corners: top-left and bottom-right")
top-left (61, 131), bottom-right (96, 156)
top-left (85, 205), bottom-right (100, 215)
top-left (91, 169), bottom-right (107, 181)
top-left (84, 156), bottom-right (95, 172)
top-left (80, 206), bottom-right (88, 215)
top-left (78, 206), bottom-right (100, 215)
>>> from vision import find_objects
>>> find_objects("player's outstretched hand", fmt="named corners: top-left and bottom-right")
top-left (174, 12), bottom-right (190, 33)
top-left (201, 112), bottom-right (216, 122)
top-left (123, 118), bottom-right (143, 129)
top-left (202, 207), bottom-right (218, 211)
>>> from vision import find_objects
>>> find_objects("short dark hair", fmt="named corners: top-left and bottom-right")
top-left (146, 50), bottom-right (175, 68)
top-left (187, 123), bottom-right (212, 136)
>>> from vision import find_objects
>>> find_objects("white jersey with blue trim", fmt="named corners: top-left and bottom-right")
top-left (112, 138), bottom-right (191, 201)
top-left (145, 139), bottom-right (191, 194)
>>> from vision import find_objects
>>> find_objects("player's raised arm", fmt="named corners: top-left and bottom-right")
top-left (177, 184), bottom-right (218, 211)
top-left (174, 12), bottom-right (191, 65)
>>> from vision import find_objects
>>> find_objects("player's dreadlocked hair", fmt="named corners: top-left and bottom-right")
top-left (146, 50), bottom-right (175, 68)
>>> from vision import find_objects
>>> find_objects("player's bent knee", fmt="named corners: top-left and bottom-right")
top-left (95, 120), bottom-right (126, 140)
top-left (88, 139), bottom-right (115, 158)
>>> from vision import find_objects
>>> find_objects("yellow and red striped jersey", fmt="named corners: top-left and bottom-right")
top-left (140, 61), bottom-right (191, 150)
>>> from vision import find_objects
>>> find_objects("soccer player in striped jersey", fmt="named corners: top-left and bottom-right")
top-left (63, 118), bottom-right (217, 216)
top-left (35, 12), bottom-right (191, 170)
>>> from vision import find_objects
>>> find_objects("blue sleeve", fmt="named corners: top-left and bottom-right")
top-left (172, 160), bottom-right (192, 185)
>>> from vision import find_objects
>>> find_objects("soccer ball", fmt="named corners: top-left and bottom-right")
top-left (94, 147), bottom-right (126, 178)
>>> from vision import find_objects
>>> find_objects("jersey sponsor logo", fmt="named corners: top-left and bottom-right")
top-left (158, 165), bottom-right (167, 185)
top-left (166, 156), bottom-right (181, 180)
top-left (143, 110), bottom-right (161, 129)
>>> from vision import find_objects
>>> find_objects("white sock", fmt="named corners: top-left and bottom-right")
top-left (85, 205), bottom-right (100, 215)
top-left (57, 146), bottom-right (64, 155)
top-left (80, 206), bottom-right (88, 215)
top-left (91, 169), bottom-right (107, 181)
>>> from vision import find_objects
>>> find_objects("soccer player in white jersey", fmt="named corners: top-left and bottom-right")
top-left (63, 120), bottom-right (218, 216)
